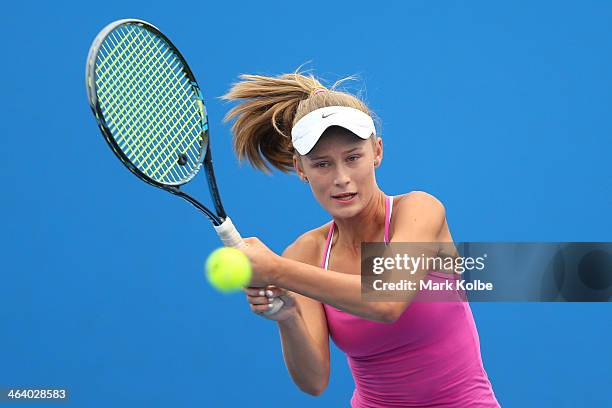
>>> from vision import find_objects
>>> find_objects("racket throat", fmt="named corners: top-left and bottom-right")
top-left (170, 187), bottom-right (223, 225)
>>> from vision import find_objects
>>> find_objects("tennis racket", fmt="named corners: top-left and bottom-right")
top-left (85, 18), bottom-right (283, 314)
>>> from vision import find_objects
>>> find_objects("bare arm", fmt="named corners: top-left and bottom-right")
top-left (272, 257), bottom-right (390, 321)
top-left (276, 291), bottom-right (330, 396)
top-left (270, 192), bottom-right (447, 323)
top-left (253, 241), bottom-right (331, 396)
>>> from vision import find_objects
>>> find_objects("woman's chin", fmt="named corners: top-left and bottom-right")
top-left (328, 199), bottom-right (362, 218)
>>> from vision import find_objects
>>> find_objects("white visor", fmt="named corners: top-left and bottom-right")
top-left (291, 106), bottom-right (376, 155)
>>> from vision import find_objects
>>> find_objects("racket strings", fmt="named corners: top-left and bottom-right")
top-left (112, 41), bottom-right (196, 178)
top-left (98, 27), bottom-right (200, 181)
top-left (98, 45), bottom-right (196, 182)
top-left (98, 30), bottom-right (165, 155)
top-left (104, 31), bottom-right (197, 171)
top-left (95, 24), bottom-right (204, 185)
top-left (99, 28), bottom-right (200, 179)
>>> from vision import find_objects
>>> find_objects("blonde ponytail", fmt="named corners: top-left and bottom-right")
top-left (221, 70), bottom-right (372, 173)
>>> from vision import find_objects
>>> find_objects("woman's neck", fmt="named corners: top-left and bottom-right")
top-left (333, 190), bottom-right (387, 253)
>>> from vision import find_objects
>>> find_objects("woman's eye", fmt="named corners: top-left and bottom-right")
top-left (347, 155), bottom-right (360, 162)
top-left (316, 162), bottom-right (329, 168)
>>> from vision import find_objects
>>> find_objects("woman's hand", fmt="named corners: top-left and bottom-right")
top-left (239, 238), bottom-right (298, 320)
top-left (238, 237), bottom-right (282, 287)
top-left (244, 285), bottom-right (298, 321)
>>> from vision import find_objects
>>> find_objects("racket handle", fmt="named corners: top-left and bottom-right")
top-left (213, 217), bottom-right (284, 315)
top-left (213, 216), bottom-right (246, 248)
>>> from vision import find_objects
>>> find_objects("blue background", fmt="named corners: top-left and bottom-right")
top-left (1, 0), bottom-right (611, 406)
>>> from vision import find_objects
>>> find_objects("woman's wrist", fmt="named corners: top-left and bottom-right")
top-left (268, 252), bottom-right (287, 286)
top-left (276, 307), bottom-right (301, 327)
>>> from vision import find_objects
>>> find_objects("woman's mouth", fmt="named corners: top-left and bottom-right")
top-left (332, 192), bottom-right (358, 203)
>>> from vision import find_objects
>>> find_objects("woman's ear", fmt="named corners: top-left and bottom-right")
top-left (374, 136), bottom-right (383, 167)
top-left (293, 155), bottom-right (306, 181)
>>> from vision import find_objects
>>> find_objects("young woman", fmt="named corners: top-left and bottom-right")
top-left (221, 72), bottom-right (500, 407)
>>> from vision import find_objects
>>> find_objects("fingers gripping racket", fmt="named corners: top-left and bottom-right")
top-left (85, 19), bottom-right (283, 314)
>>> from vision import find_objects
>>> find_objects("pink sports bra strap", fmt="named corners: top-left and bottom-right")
top-left (322, 220), bottom-right (335, 269)
top-left (322, 195), bottom-right (393, 270)
top-left (384, 195), bottom-right (391, 244)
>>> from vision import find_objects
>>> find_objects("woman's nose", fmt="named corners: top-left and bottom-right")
top-left (333, 167), bottom-right (351, 186)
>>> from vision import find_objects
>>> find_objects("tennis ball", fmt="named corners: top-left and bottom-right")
top-left (205, 247), bottom-right (252, 293)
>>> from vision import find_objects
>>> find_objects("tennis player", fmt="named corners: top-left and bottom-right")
top-left (222, 72), bottom-right (501, 407)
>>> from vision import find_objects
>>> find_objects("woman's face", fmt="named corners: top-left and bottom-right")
top-left (294, 126), bottom-right (383, 219)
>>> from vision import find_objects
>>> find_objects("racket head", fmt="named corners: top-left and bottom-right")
top-left (86, 19), bottom-right (209, 188)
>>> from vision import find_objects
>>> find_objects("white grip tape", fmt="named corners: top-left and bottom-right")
top-left (213, 216), bottom-right (245, 248)
top-left (213, 217), bottom-right (284, 315)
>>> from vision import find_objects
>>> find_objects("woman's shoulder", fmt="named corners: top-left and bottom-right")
top-left (393, 190), bottom-right (445, 210)
top-left (390, 190), bottom-right (447, 240)
top-left (282, 223), bottom-right (331, 265)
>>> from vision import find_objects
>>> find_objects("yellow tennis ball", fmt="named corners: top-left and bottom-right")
top-left (205, 247), bottom-right (252, 293)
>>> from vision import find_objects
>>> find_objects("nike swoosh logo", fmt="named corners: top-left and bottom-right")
top-left (322, 112), bottom-right (336, 118)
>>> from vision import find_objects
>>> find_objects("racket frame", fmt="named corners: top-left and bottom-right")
top-left (85, 19), bottom-right (227, 225)
top-left (86, 19), bottom-right (284, 315)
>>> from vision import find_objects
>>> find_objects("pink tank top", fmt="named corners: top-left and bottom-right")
top-left (322, 195), bottom-right (500, 407)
